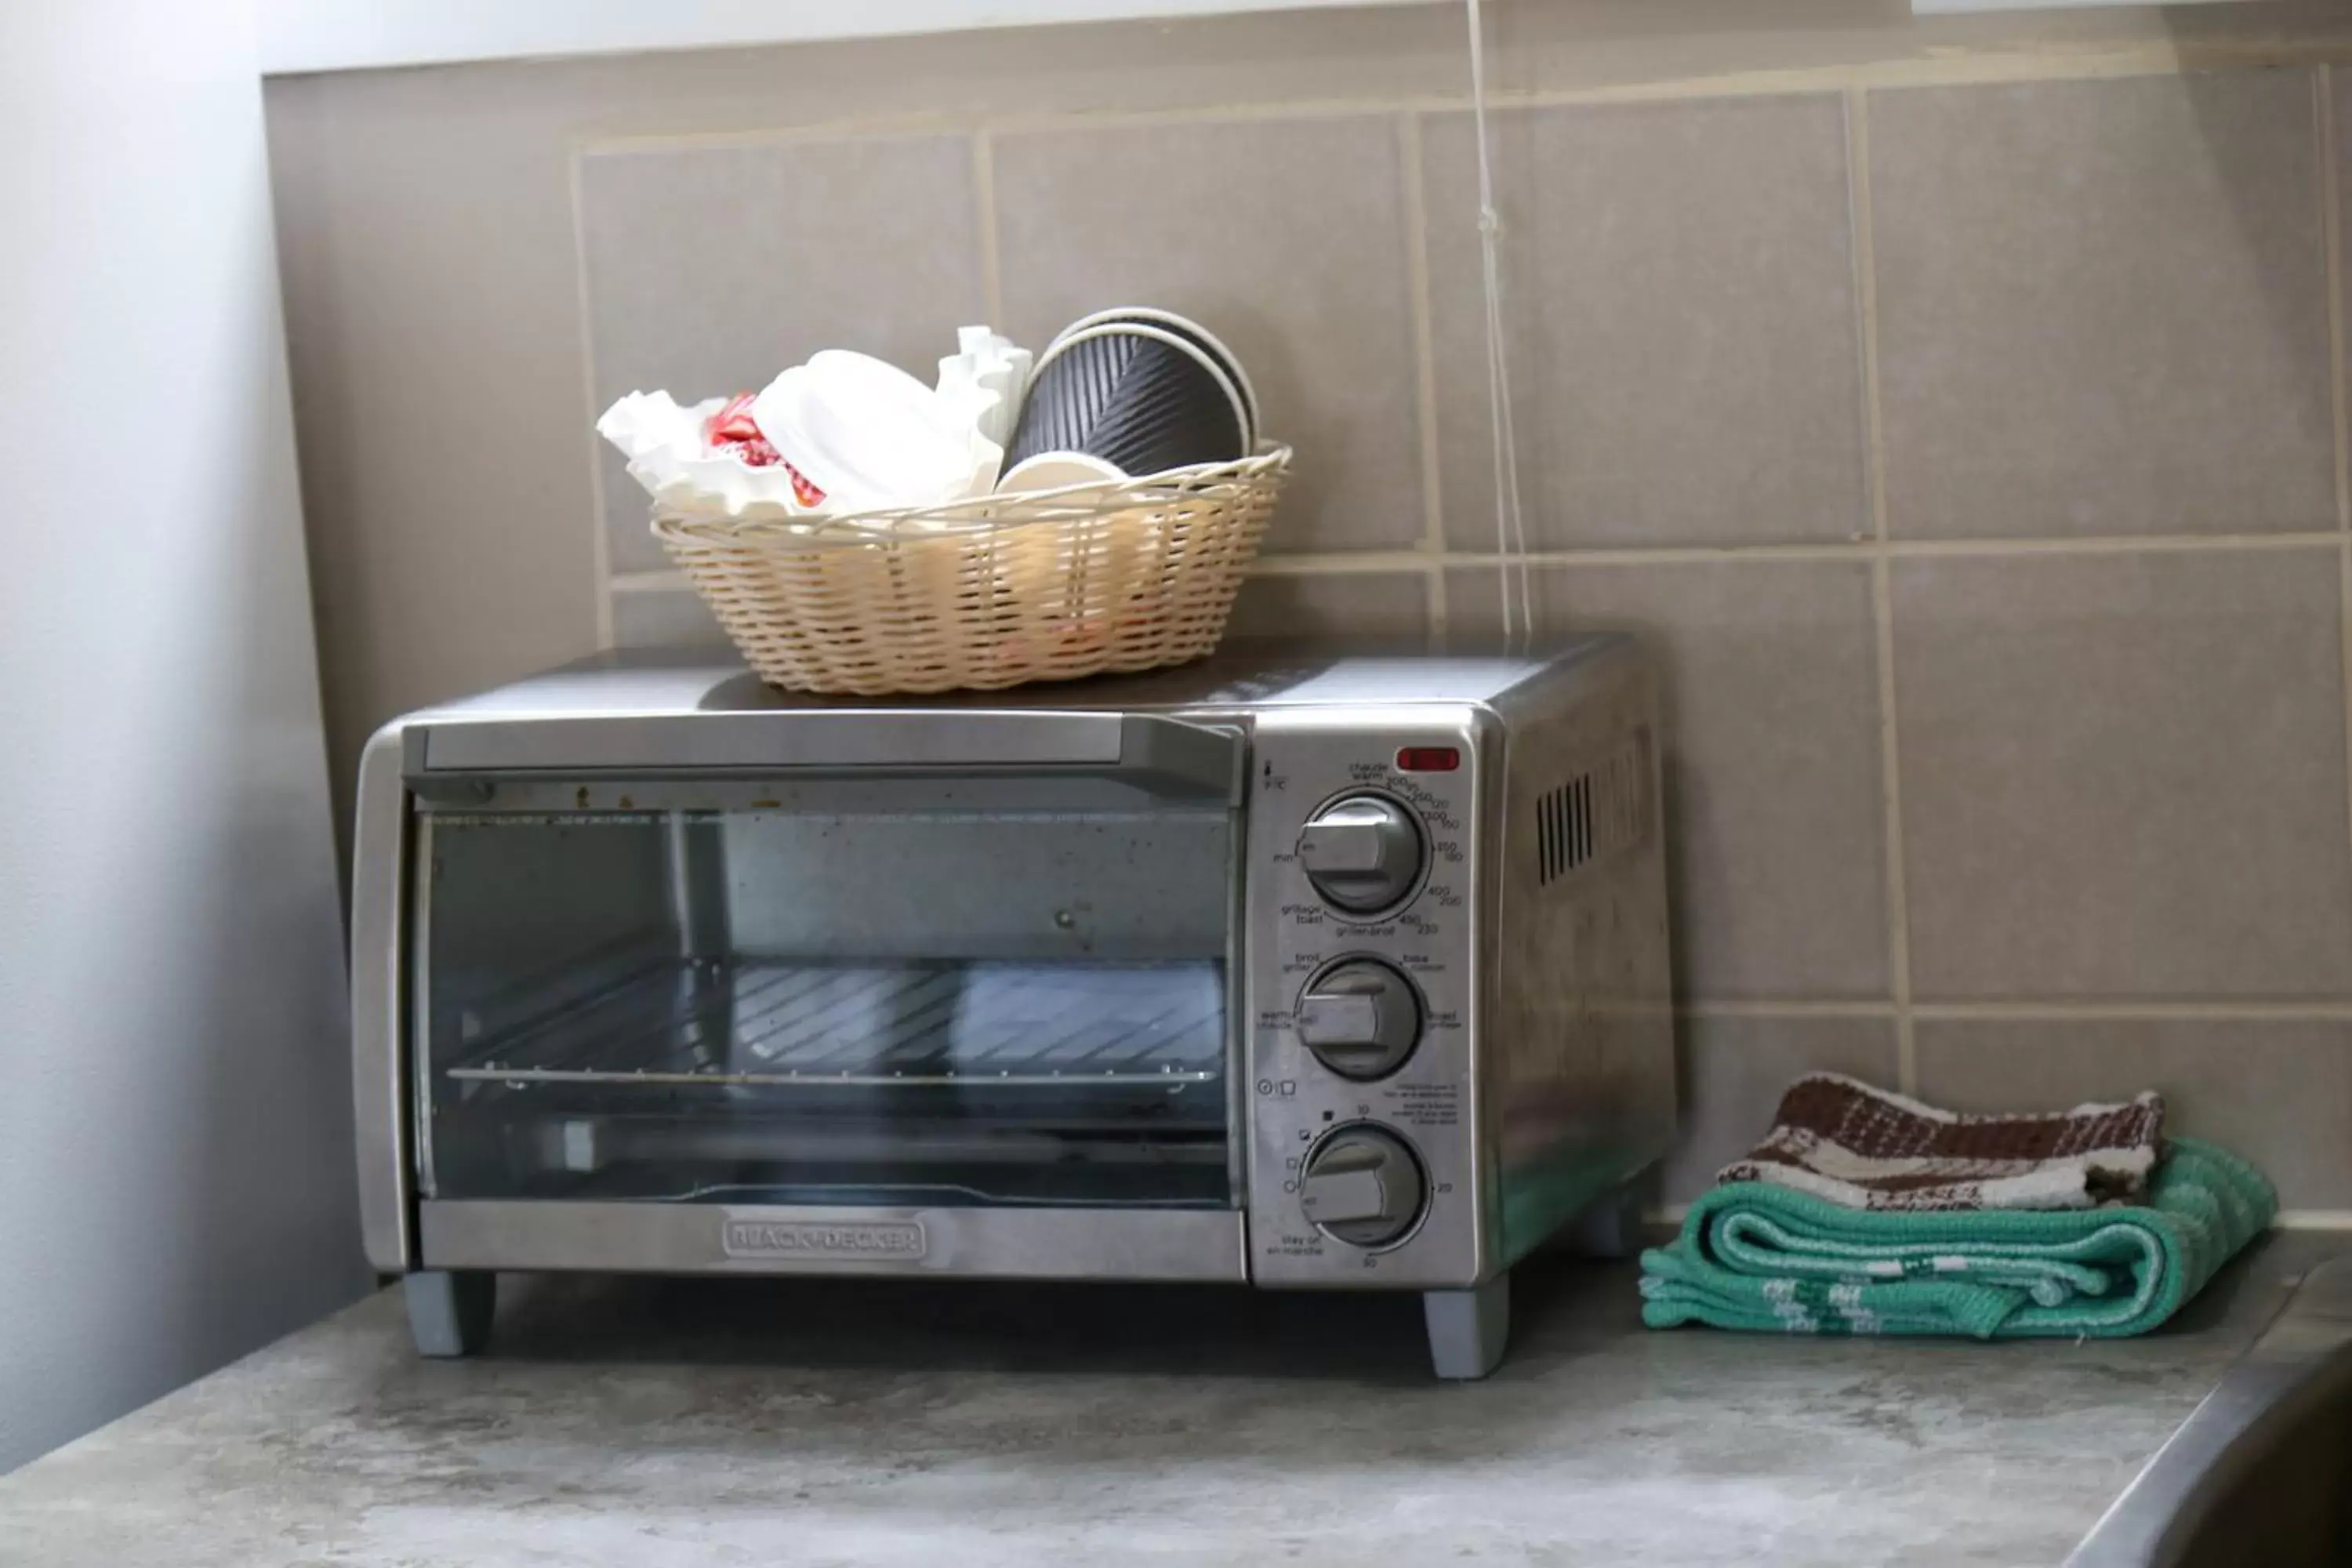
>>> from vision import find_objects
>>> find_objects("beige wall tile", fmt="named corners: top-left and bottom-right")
top-left (579, 135), bottom-right (987, 573)
top-left (1893, 549), bottom-right (2352, 1000)
top-left (1664, 1015), bottom-right (1900, 1203)
top-left (1227, 572), bottom-right (1430, 639)
top-left (267, 75), bottom-right (604, 864)
top-left (1871, 72), bottom-right (2334, 539)
top-left (1424, 97), bottom-right (1867, 550)
top-left (1915, 1018), bottom-right (2352, 1210)
top-left (1451, 561), bottom-right (1889, 1000)
top-left (2332, 63), bottom-right (2352, 440)
top-left (612, 585), bottom-right (730, 648)
top-left (993, 117), bottom-right (1424, 551)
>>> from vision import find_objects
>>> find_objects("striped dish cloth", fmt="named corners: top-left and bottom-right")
top-left (1718, 1072), bottom-right (2166, 1211)
top-left (1639, 1076), bottom-right (2276, 1339)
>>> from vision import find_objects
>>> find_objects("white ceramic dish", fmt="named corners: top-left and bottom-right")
top-left (996, 450), bottom-right (1128, 493)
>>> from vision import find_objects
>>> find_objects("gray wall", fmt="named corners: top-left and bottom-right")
top-left (267, 1), bottom-right (2352, 1213)
top-left (1, 2), bottom-right (368, 1472)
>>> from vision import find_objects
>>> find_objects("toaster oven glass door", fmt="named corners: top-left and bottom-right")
top-left (415, 797), bottom-right (1238, 1211)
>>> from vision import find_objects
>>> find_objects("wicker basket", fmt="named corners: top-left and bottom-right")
top-left (651, 445), bottom-right (1290, 695)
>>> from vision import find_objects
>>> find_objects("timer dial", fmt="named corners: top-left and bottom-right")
top-left (1298, 1125), bottom-right (1428, 1249)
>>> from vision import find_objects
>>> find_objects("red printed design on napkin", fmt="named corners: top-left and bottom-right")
top-left (704, 392), bottom-right (825, 506)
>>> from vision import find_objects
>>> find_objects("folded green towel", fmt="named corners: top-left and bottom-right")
top-left (1640, 1137), bottom-right (2277, 1338)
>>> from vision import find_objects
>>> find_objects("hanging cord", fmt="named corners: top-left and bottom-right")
top-left (1465, 0), bottom-right (1533, 646)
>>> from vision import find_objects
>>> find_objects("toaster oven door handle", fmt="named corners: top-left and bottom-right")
top-left (408, 713), bottom-right (1241, 800)
top-left (350, 724), bottom-right (416, 1272)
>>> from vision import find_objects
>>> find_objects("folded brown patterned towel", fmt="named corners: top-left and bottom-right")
top-left (1717, 1073), bottom-right (2166, 1211)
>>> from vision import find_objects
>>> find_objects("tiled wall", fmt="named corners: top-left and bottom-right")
top-left (268, 3), bottom-right (2352, 1214)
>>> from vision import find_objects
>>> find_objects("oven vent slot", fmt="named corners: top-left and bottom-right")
top-left (1534, 737), bottom-right (1649, 887)
top-left (1535, 777), bottom-right (1590, 886)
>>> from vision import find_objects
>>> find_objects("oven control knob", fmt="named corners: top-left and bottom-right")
top-left (1295, 960), bottom-right (1422, 1080)
top-left (1299, 1126), bottom-right (1427, 1249)
top-left (1297, 794), bottom-right (1423, 914)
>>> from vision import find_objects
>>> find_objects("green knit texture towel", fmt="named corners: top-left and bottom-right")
top-left (1639, 1137), bottom-right (2277, 1338)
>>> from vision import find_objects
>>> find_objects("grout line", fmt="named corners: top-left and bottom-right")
top-left (2319, 67), bottom-right (2352, 961)
top-left (1451, 543), bottom-right (1868, 566)
top-left (566, 140), bottom-right (618, 652)
top-left (1682, 1000), bottom-right (1899, 1020)
top-left (618, 534), bottom-right (2350, 593)
top-left (971, 131), bottom-right (1005, 329)
top-left (1879, 532), bottom-right (2344, 558)
top-left (568, 38), bottom-right (2352, 158)
top-left (621, 557), bottom-right (1433, 592)
top-left (1400, 109), bottom-right (1447, 561)
top-left (619, 534), bottom-right (2349, 593)
top-left (1250, 551), bottom-right (1436, 575)
top-left (1847, 87), bottom-right (1918, 1095)
top-left (1398, 109), bottom-right (1453, 641)
top-left (1871, 558), bottom-right (1918, 1094)
top-left (1689, 999), bottom-right (2352, 1022)
top-left (2338, 532), bottom-right (2351, 909)
top-left (1442, 533), bottom-right (2344, 565)
top-left (1846, 90), bottom-right (1889, 551)
top-left (1909, 1000), bottom-right (2352, 1022)
top-left (610, 568), bottom-right (693, 594)
top-left (2322, 67), bottom-right (2347, 538)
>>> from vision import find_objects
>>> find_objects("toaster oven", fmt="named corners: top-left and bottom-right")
top-left (351, 640), bottom-right (1673, 1377)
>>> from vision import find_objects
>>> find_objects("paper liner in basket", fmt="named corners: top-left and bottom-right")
top-left (596, 391), bottom-right (818, 523)
top-left (596, 336), bottom-right (1023, 528)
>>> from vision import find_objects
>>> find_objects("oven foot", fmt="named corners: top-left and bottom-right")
top-left (1423, 1272), bottom-right (1511, 1381)
top-left (405, 1269), bottom-right (496, 1357)
top-left (1570, 1164), bottom-right (1661, 1261)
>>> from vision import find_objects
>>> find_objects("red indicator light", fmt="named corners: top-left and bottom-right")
top-left (1396, 746), bottom-right (1461, 772)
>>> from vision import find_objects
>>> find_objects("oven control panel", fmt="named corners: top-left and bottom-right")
top-left (1243, 707), bottom-right (1483, 1288)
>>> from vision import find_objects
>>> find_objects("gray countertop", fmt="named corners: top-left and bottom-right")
top-left (2, 1232), bottom-right (2339, 1568)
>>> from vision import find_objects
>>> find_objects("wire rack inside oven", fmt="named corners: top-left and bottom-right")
top-left (441, 956), bottom-right (1228, 1090)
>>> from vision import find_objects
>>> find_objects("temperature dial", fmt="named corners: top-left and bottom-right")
top-left (1298, 1125), bottom-right (1428, 1249)
top-left (1296, 793), bottom-right (1424, 915)
top-left (1294, 959), bottom-right (1422, 1080)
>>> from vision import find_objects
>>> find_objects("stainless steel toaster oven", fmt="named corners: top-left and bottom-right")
top-left (351, 640), bottom-right (1673, 1377)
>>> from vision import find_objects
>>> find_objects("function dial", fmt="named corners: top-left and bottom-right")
top-left (1295, 793), bottom-right (1424, 915)
top-left (1294, 958), bottom-right (1423, 1080)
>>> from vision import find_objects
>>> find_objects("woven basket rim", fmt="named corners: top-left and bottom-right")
top-left (651, 442), bottom-right (1291, 547)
